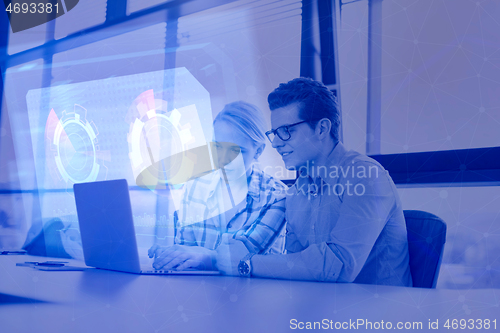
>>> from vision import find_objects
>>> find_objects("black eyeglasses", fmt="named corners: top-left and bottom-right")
top-left (265, 120), bottom-right (309, 142)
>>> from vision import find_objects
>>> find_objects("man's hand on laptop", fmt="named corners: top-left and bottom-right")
top-left (151, 245), bottom-right (215, 271)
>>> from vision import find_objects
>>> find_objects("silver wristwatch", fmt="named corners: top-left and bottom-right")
top-left (238, 253), bottom-right (255, 277)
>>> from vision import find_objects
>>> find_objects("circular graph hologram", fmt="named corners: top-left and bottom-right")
top-left (128, 92), bottom-right (194, 190)
top-left (53, 105), bottom-right (100, 184)
top-left (141, 112), bottom-right (184, 180)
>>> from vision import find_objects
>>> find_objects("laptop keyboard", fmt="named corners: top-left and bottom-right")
top-left (143, 270), bottom-right (172, 274)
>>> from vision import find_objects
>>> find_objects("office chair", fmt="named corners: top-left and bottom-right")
top-left (23, 218), bottom-right (71, 259)
top-left (403, 210), bottom-right (447, 288)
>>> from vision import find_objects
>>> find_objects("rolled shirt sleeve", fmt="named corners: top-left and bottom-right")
top-left (175, 165), bottom-right (288, 254)
top-left (234, 194), bottom-right (286, 254)
top-left (283, 161), bottom-right (401, 283)
top-left (325, 165), bottom-right (397, 282)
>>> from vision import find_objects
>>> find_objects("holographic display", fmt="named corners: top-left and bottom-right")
top-left (127, 90), bottom-right (207, 189)
top-left (24, 67), bottom-right (248, 256)
top-left (49, 105), bottom-right (102, 185)
top-left (26, 67), bottom-right (214, 191)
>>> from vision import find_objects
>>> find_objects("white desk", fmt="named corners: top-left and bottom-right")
top-left (0, 255), bottom-right (499, 332)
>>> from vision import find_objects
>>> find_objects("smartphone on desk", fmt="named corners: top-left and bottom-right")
top-left (1, 249), bottom-right (27, 255)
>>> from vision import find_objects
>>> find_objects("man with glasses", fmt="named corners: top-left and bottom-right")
top-left (216, 78), bottom-right (412, 286)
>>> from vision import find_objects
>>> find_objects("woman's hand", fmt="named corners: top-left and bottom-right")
top-left (152, 245), bottom-right (215, 271)
top-left (148, 244), bottom-right (164, 259)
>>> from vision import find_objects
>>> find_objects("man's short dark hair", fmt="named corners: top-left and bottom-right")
top-left (268, 77), bottom-right (340, 142)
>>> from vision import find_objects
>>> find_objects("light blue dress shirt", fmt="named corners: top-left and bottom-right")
top-left (284, 142), bottom-right (412, 286)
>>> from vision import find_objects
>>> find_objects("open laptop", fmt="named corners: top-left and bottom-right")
top-left (74, 179), bottom-right (219, 275)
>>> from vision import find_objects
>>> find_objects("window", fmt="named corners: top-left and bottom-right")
top-left (338, 0), bottom-right (368, 154)
top-left (55, 0), bottom-right (106, 39)
top-left (177, 0), bottom-right (302, 177)
top-left (127, 0), bottom-right (175, 15)
top-left (339, 0), bottom-right (500, 154)
top-left (380, 0), bottom-right (500, 154)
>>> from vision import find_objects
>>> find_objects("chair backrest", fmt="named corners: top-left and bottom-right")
top-left (403, 210), bottom-right (447, 288)
top-left (23, 218), bottom-right (71, 259)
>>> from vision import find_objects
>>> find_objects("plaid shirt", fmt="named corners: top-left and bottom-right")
top-left (175, 164), bottom-right (287, 254)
